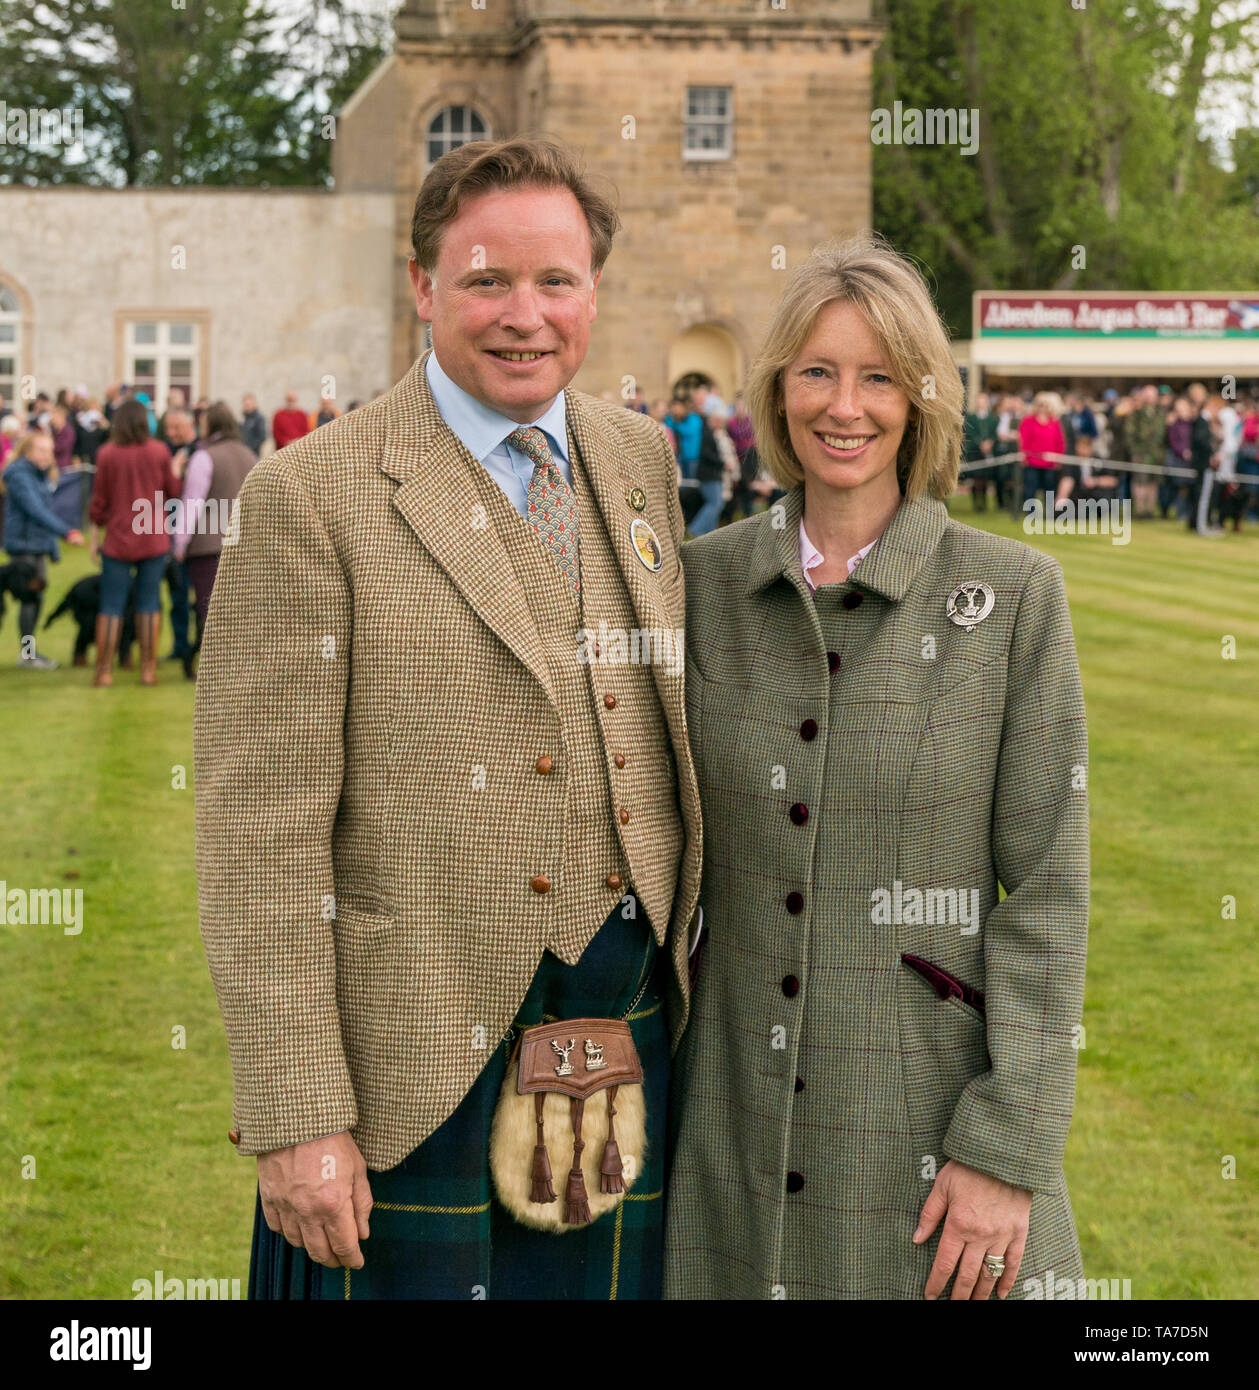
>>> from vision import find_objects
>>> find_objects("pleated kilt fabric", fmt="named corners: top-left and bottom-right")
top-left (249, 895), bottom-right (668, 1300)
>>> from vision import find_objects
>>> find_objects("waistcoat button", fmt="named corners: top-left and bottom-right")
top-left (530, 875), bottom-right (551, 894)
top-left (535, 755), bottom-right (553, 774)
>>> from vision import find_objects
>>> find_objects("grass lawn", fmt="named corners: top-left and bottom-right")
top-left (2, 501), bottom-right (1256, 1299)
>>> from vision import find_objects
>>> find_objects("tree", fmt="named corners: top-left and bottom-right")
top-left (0, 0), bottom-right (392, 186)
top-left (870, 0), bottom-right (1259, 330)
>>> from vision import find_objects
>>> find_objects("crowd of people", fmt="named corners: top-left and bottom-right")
top-left (2, 373), bottom-right (1255, 676)
top-left (963, 383), bottom-right (1259, 534)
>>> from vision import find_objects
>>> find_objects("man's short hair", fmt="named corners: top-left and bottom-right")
top-left (410, 136), bottom-right (621, 277)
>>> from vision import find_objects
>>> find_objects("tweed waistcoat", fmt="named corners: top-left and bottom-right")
top-left (194, 352), bottom-right (701, 1170)
top-left (185, 438), bottom-right (256, 559)
top-left (464, 430), bottom-right (682, 960)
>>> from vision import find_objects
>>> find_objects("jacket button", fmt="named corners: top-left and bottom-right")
top-left (786, 1170), bottom-right (805, 1193)
top-left (228, 1127), bottom-right (241, 1145)
top-left (613, 753), bottom-right (626, 769)
top-left (606, 873), bottom-right (623, 890)
top-left (789, 802), bottom-right (809, 826)
top-left (827, 650), bottom-right (841, 674)
top-left (800, 718), bottom-right (818, 741)
top-left (842, 590), bottom-right (863, 610)
top-left (785, 891), bottom-right (804, 914)
top-left (781, 974), bottom-right (800, 997)
top-left (619, 808), bottom-right (630, 825)
top-left (535, 755), bottom-right (553, 774)
top-left (604, 693), bottom-right (617, 709)
top-left (794, 1076), bottom-right (805, 1093)
top-left (530, 875), bottom-right (551, 894)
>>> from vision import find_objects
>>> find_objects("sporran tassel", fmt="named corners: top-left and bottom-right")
top-left (600, 1085), bottom-right (625, 1194)
top-left (563, 1096), bottom-right (592, 1225)
top-left (529, 1091), bottom-right (556, 1204)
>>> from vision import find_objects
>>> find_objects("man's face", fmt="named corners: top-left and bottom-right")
top-left (409, 184), bottom-right (600, 423)
top-left (243, 395), bottom-right (256, 413)
top-left (285, 392), bottom-right (298, 410)
top-left (166, 412), bottom-right (194, 445)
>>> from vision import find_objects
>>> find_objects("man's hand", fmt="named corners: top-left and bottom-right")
top-left (913, 1159), bottom-right (1032, 1301)
top-left (257, 1131), bottom-right (373, 1269)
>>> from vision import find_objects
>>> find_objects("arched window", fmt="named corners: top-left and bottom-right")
top-left (426, 106), bottom-right (488, 169)
top-left (0, 284), bottom-right (23, 414)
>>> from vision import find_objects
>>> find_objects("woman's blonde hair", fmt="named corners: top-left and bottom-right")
top-left (745, 233), bottom-right (962, 498)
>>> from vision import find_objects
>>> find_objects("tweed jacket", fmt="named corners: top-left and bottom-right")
top-left (193, 351), bottom-right (700, 1169)
top-left (663, 486), bottom-right (1089, 1299)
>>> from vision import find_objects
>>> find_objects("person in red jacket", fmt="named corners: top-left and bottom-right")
top-left (271, 391), bottom-right (310, 451)
top-left (1018, 392), bottom-right (1066, 507)
top-left (88, 398), bottom-right (179, 687)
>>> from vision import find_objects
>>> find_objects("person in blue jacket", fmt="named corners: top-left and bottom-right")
top-left (2, 430), bottom-right (84, 668)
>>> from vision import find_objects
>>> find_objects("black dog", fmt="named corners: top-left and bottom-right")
top-left (0, 555), bottom-right (48, 633)
top-left (42, 574), bottom-right (138, 668)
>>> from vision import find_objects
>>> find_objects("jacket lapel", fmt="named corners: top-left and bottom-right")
top-left (566, 391), bottom-right (683, 716)
top-left (377, 352), bottom-right (557, 708)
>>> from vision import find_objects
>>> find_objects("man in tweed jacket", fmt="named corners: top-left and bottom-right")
top-left (194, 138), bottom-right (700, 1296)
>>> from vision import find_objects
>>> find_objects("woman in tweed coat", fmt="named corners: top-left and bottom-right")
top-left (663, 235), bottom-right (1089, 1300)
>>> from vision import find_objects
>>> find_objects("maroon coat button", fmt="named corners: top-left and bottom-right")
top-left (800, 718), bottom-right (818, 741)
top-left (842, 590), bottom-right (863, 610)
top-left (786, 1171), bottom-right (805, 1192)
top-left (781, 974), bottom-right (800, 997)
top-left (785, 891), bottom-right (804, 914)
top-left (789, 802), bottom-right (809, 826)
top-left (794, 1076), bottom-right (805, 1093)
top-left (827, 650), bottom-right (841, 674)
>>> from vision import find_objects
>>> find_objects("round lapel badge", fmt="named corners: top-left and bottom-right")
top-left (627, 486), bottom-right (647, 512)
top-left (947, 580), bottom-right (995, 632)
top-left (630, 517), bottom-right (663, 572)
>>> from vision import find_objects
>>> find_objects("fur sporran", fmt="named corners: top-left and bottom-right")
top-left (490, 1018), bottom-right (646, 1232)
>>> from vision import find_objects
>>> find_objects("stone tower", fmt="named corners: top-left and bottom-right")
top-left (334, 0), bottom-right (879, 399)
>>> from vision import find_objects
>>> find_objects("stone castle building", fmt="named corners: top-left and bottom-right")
top-left (0, 0), bottom-right (876, 418)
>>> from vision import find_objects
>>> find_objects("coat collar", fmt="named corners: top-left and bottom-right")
top-left (744, 484), bottom-right (949, 602)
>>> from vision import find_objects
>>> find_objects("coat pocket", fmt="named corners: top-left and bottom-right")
top-left (900, 953), bottom-right (986, 1022)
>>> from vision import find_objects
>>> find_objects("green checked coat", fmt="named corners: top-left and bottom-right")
top-left (663, 486), bottom-right (1089, 1300)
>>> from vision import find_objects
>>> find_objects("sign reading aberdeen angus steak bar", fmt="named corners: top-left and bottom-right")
top-left (975, 292), bottom-right (1259, 338)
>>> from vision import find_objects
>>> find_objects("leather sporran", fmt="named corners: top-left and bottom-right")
top-left (490, 1018), bottom-right (646, 1232)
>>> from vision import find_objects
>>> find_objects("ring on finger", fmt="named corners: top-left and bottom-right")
top-left (983, 1254), bottom-right (1006, 1279)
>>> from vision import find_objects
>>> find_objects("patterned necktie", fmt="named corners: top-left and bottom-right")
top-left (507, 425), bottom-right (581, 596)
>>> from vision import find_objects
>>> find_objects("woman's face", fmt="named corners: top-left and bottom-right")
top-left (781, 299), bottom-right (909, 497)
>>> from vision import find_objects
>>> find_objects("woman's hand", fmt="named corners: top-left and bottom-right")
top-left (913, 1159), bottom-right (1032, 1300)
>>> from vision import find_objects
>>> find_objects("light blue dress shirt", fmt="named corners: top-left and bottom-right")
top-left (425, 349), bottom-right (571, 516)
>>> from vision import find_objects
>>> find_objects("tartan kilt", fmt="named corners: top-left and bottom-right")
top-left (248, 896), bottom-right (669, 1300)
